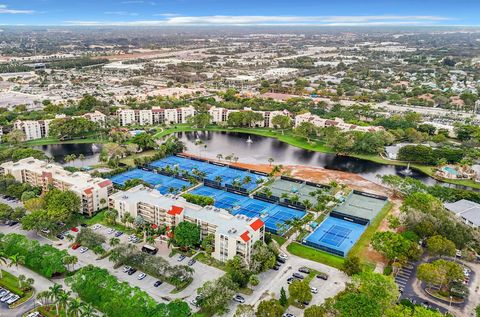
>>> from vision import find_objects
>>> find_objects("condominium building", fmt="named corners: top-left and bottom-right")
top-left (0, 157), bottom-right (113, 216)
top-left (109, 185), bottom-right (265, 263)
top-left (294, 112), bottom-right (384, 133)
top-left (13, 111), bottom-right (107, 141)
top-left (117, 106), bottom-right (196, 126)
top-left (208, 106), bottom-right (290, 128)
top-left (14, 119), bottom-right (51, 141)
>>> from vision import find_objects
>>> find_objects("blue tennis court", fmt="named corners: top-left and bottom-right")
top-left (150, 156), bottom-right (266, 192)
top-left (191, 185), bottom-right (306, 234)
top-left (109, 169), bottom-right (191, 194)
top-left (304, 216), bottom-right (366, 257)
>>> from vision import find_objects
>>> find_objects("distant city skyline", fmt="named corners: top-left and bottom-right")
top-left (0, 0), bottom-right (479, 26)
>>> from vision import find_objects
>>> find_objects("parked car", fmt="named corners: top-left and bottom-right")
top-left (277, 257), bottom-right (286, 264)
top-left (282, 314), bottom-right (295, 317)
top-left (123, 266), bottom-right (131, 273)
top-left (154, 280), bottom-right (163, 287)
top-left (92, 224), bottom-right (102, 230)
top-left (310, 287), bottom-right (318, 294)
top-left (302, 300), bottom-right (310, 306)
top-left (71, 227), bottom-right (79, 232)
top-left (188, 259), bottom-right (196, 266)
top-left (8, 221), bottom-right (18, 227)
top-left (128, 268), bottom-right (137, 275)
top-left (41, 228), bottom-right (50, 234)
top-left (233, 295), bottom-right (245, 303)
top-left (79, 247), bottom-right (89, 253)
top-left (278, 253), bottom-right (288, 260)
top-left (115, 231), bottom-right (123, 237)
top-left (56, 234), bottom-right (64, 240)
top-left (107, 228), bottom-right (115, 234)
top-left (178, 255), bottom-right (186, 262)
top-left (71, 243), bottom-right (81, 250)
top-left (287, 277), bottom-right (296, 284)
top-left (292, 273), bottom-right (304, 280)
top-left (191, 295), bottom-right (202, 307)
top-left (27, 312), bottom-right (40, 317)
top-left (299, 267), bottom-right (310, 274)
top-left (316, 273), bottom-right (329, 280)
top-left (138, 273), bottom-right (146, 280)
top-left (273, 264), bottom-right (280, 271)
top-left (1, 293), bottom-right (14, 302)
top-left (7, 294), bottom-right (20, 304)
top-left (80, 223), bottom-right (88, 228)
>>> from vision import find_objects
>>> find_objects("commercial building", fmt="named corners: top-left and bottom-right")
top-left (13, 111), bottom-right (107, 141)
top-left (0, 157), bottom-right (113, 216)
top-left (294, 112), bottom-right (384, 133)
top-left (109, 185), bottom-right (265, 263)
top-left (117, 106), bottom-right (196, 126)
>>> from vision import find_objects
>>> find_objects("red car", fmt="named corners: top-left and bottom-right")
top-left (71, 243), bottom-right (81, 250)
top-left (71, 227), bottom-right (79, 232)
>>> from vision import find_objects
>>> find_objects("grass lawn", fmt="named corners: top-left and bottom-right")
top-left (37, 305), bottom-right (68, 317)
top-left (193, 252), bottom-right (226, 271)
top-left (286, 242), bottom-right (344, 270)
top-left (0, 270), bottom-right (34, 308)
top-left (270, 234), bottom-right (287, 247)
top-left (119, 150), bottom-right (157, 167)
top-left (82, 211), bottom-right (135, 234)
top-left (348, 201), bottom-right (393, 264)
top-left (25, 136), bottom-right (105, 147)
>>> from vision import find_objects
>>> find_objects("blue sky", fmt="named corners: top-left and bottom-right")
top-left (1, 0), bottom-right (479, 26)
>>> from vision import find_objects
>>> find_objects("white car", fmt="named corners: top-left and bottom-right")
top-left (7, 294), bottom-right (20, 304)
top-left (107, 228), bottom-right (115, 234)
top-left (1, 293), bottom-right (13, 302)
top-left (123, 266), bottom-right (131, 273)
top-left (138, 273), bottom-right (146, 280)
top-left (279, 253), bottom-right (288, 260)
top-left (27, 312), bottom-right (40, 317)
top-left (310, 287), bottom-right (318, 294)
top-left (79, 247), bottom-right (89, 253)
top-left (92, 224), bottom-right (102, 230)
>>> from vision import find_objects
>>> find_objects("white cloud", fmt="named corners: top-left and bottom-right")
top-left (153, 13), bottom-right (180, 17)
top-left (105, 11), bottom-right (139, 16)
top-left (64, 15), bottom-right (453, 26)
top-left (0, 4), bottom-right (34, 14)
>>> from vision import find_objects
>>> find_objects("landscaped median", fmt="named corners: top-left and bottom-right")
top-left (0, 270), bottom-right (34, 309)
top-left (286, 242), bottom-right (344, 270)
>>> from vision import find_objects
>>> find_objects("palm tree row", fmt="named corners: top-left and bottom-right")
top-left (37, 283), bottom-right (98, 317)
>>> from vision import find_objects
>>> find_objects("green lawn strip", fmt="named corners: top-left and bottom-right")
top-left (348, 201), bottom-right (393, 264)
top-left (82, 211), bottom-right (135, 234)
top-left (37, 305), bottom-right (68, 317)
top-left (0, 270), bottom-right (26, 296)
top-left (270, 234), bottom-right (287, 247)
top-left (25, 136), bottom-right (105, 147)
top-left (286, 242), bottom-right (344, 270)
top-left (119, 150), bottom-right (157, 167)
top-left (238, 287), bottom-right (253, 295)
top-left (193, 252), bottom-right (226, 271)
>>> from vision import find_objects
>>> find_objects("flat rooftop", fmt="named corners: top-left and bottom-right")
top-left (110, 185), bottom-right (262, 238)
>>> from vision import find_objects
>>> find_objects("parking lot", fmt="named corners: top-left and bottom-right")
top-left (69, 223), bottom-right (224, 307)
top-left (225, 251), bottom-right (349, 317)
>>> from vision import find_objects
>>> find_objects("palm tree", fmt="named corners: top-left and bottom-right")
top-left (78, 154), bottom-right (86, 167)
top-left (58, 291), bottom-right (71, 316)
top-left (268, 157), bottom-right (274, 166)
top-left (36, 291), bottom-right (50, 306)
top-left (80, 302), bottom-right (98, 317)
top-left (68, 297), bottom-right (83, 317)
top-left (0, 251), bottom-right (7, 279)
top-left (18, 274), bottom-right (25, 289)
top-left (25, 277), bottom-right (34, 290)
top-left (243, 176), bottom-right (252, 186)
top-left (8, 253), bottom-right (25, 270)
top-left (48, 283), bottom-right (63, 316)
top-left (216, 154), bottom-right (223, 161)
top-left (109, 237), bottom-right (120, 248)
top-left (214, 176), bottom-right (223, 183)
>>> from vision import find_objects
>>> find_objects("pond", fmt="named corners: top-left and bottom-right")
top-left (34, 143), bottom-right (102, 168)
top-left (175, 131), bottom-right (470, 190)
